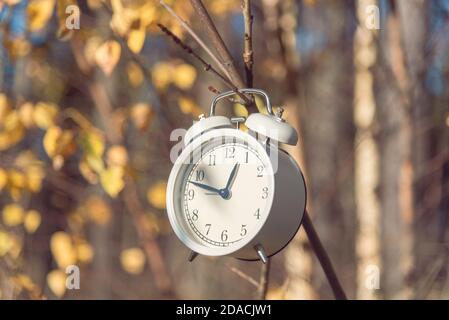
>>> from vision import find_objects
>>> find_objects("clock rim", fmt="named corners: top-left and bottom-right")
top-left (166, 128), bottom-right (275, 256)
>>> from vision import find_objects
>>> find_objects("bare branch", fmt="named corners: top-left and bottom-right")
top-left (242, 0), bottom-right (254, 87)
top-left (302, 210), bottom-right (347, 300)
top-left (189, 0), bottom-right (258, 112)
top-left (157, 24), bottom-right (251, 105)
top-left (189, 0), bottom-right (246, 89)
top-left (226, 264), bottom-right (260, 288)
top-left (159, 0), bottom-right (231, 81)
top-left (257, 259), bottom-right (271, 299)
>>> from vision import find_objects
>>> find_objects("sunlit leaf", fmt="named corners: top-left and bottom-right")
top-left (120, 248), bottom-right (145, 274)
top-left (152, 62), bottom-right (172, 91)
top-left (43, 126), bottom-right (75, 158)
top-left (0, 231), bottom-right (13, 257)
top-left (233, 103), bottom-right (248, 117)
top-left (0, 168), bottom-right (7, 191)
top-left (28, 0), bottom-right (56, 32)
top-left (24, 210), bottom-right (41, 234)
top-left (18, 102), bottom-right (35, 128)
top-left (173, 64), bottom-right (197, 90)
top-left (127, 28), bottom-right (146, 54)
top-left (50, 231), bottom-right (77, 268)
top-left (79, 160), bottom-right (99, 184)
top-left (95, 40), bottom-right (121, 76)
top-left (131, 103), bottom-right (154, 131)
top-left (79, 130), bottom-right (105, 174)
top-left (76, 242), bottom-right (94, 264)
top-left (85, 196), bottom-right (111, 225)
top-left (178, 97), bottom-right (202, 117)
top-left (147, 181), bottom-right (167, 209)
top-left (2, 203), bottom-right (25, 227)
top-left (47, 269), bottom-right (66, 298)
top-left (106, 145), bottom-right (128, 167)
top-left (33, 102), bottom-right (58, 129)
top-left (127, 61), bottom-right (144, 87)
top-left (100, 166), bottom-right (125, 198)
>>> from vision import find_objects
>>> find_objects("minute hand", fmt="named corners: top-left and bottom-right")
top-left (224, 163), bottom-right (240, 191)
top-left (189, 181), bottom-right (221, 194)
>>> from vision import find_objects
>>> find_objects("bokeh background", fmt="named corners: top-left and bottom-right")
top-left (1, 0), bottom-right (449, 300)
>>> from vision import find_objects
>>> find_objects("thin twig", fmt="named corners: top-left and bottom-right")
top-left (257, 259), bottom-right (271, 300)
top-left (189, 0), bottom-right (258, 112)
top-left (208, 86), bottom-right (244, 104)
top-left (242, 0), bottom-right (254, 87)
top-left (302, 210), bottom-right (347, 300)
top-left (226, 264), bottom-right (260, 288)
top-left (189, 0), bottom-right (246, 89)
top-left (157, 23), bottom-right (251, 105)
top-left (159, 0), bottom-right (231, 81)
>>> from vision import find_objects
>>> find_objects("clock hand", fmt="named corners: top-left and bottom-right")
top-left (189, 181), bottom-right (221, 194)
top-left (224, 163), bottom-right (240, 191)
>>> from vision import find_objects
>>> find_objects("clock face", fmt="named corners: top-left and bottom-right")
top-left (171, 133), bottom-right (274, 252)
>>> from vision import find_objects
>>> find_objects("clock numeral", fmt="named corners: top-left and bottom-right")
top-left (245, 151), bottom-right (249, 163)
top-left (221, 230), bottom-right (228, 242)
top-left (240, 225), bottom-right (247, 237)
top-left (262, 187), bottom-right (269, 199)
top-left (257, 165), bottom-right (264, 177)
top-left (192, 209), bottom-right (198, 221)
top-left (254, 208), bottom-right (261, 220)
top-left (187, 189), bottom-right (195, 200)
top-left (225, 146), bottom-right (235, 159)
top-left (205, 224), bottom-right (211, 235)
top-left (195, 170), bottom-right (205, 181)
top-left (208, 154), bottom-right (216, 166)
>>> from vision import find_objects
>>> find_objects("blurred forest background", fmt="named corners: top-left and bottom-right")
top-left (0, 0), bottom-right (449, 300)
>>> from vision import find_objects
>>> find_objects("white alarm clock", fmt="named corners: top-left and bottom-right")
top-left (166, 89), bottom-right (306, 263)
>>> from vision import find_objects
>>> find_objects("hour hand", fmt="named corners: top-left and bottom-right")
top-left (189, 181), bottom-right (221, 194)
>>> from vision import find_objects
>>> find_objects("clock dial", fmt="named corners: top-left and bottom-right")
top-left (181, 140), bottom-right (272, 247)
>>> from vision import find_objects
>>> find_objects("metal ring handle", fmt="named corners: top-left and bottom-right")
top-left (209, 88), bottom-right (273, 116)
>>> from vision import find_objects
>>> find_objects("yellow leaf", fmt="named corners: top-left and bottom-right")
top-left (47, 269), bottom-right (66, 298)
top-left (80, 130), bottom-right (105, 157)
top-left (147, 181), bottom-right (167, 209)
top-left (33, 102), bottom-right (58, 129)
top-left (85, 196), bottom-right (111, 225)
top-left (233, 103), bottom-right (248, 117)
top-left (0, 93), bottom-right (11, 122)
top-left (173, 63), bottom-right (197, 90)
top-left (106, 145), bottom-right (128, 167)
top-left (15, 151), bottom-right (45, 193)
top-left (0, 168), bottom-right (7, 191)
top-left (50, 231), bottom-right (76, 268)
top-left (120, 248), bottom-right (145, 274)
top-left (18, 102), bottom-right (35, 128)
top-left (84, 36), bottom-right (102, 66)
top-left (87, 0), bottom-right (102, 10)
top-left (131, 103), bottom-right (154, 131)
top-left (43, 126), bottom-right (75, 160)
top-left (127, 28), bottom-right (146, 54)
top-left (2, 203), bottom-right (25, 227)
top-left (95, 40), bottom-right (121, 76)
top-left (100, 165), bottom-right (125, 198)
top-left (152, 62), bottom-right (172, 91)
top-left (24, 210), bottom-right (41, 234)
top-left (76, 242), bottom-right (94, 263)
top-left (178, 96), bottom-right (202, 117)
top-left (127, 61), bottom-right (144, 87)
top-left (80, 130), bottom-right (105, 174)
top-left (27, 0), bottom-right (56, 32)
top-left (0, 231), bottom-right (13, 257)
top-left (79, 160), bottom-right (99, 184)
